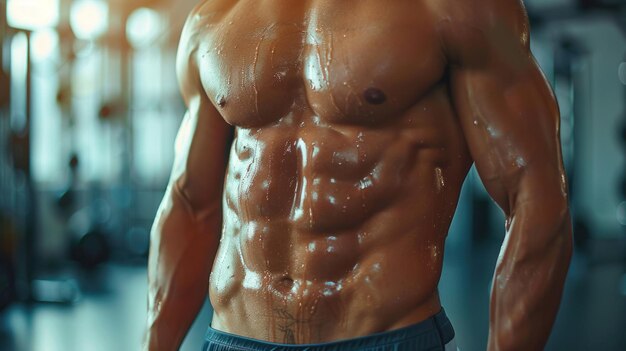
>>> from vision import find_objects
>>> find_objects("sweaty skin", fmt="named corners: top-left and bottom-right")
top-left (144, 0), bottom-right (573, 350)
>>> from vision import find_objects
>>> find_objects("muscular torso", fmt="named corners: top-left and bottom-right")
top-left (198, 0), bottom-right (473, 343)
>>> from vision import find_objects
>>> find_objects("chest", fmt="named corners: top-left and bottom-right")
top-left (196, 0), bottom-right (446, 127)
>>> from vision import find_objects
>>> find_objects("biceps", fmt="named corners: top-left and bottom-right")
top-left (451, 59), bottom-right (564, 212)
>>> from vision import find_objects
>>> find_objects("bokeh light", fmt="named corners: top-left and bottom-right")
top-left (31, 30), bottom-right (59, 61)
top-left (126, 8), bottom-right (163, 49)
top-left (70, 0), bottom-right (109, 40)
top-left (7, 0), bottom-right (59, 31)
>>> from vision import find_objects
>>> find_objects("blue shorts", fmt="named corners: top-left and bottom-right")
top-left (203, 309), bottom-right (456, 351)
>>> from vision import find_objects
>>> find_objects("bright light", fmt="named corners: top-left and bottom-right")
top-left (31, 30), bottom-right (59, 61)
top-left (7, 0), bottom-right (59, 31)
top-left (70, 0), bottom-right (109, 40)
top-left (126, 8), bottom-right (162, 48)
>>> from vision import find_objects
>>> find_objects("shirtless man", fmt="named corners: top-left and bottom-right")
top-left (144, 0), bottom-right (573, 350)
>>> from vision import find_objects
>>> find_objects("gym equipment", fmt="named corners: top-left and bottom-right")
top-left (68, 204), bottom-right (112, 269)
top-left (3, 27), bottom-right (82, 304)
top-left (52, 152), bottom-right (113, 269)
top-left (71, 226), bottom-right (111, 269)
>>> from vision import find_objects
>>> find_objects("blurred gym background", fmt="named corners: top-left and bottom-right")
top-left (0, 0), bottom-right (624, 350)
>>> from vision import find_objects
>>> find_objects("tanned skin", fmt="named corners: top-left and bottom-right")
top-left (144, 0), bottom-right (573, 350)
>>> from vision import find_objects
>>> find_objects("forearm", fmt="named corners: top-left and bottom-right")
top-left (144, 185), bottom-right (222, 351)
top-left (488, 201), bottom-right (573, 351)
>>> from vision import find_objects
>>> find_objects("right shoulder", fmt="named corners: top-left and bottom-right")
top-left (176, 2), bottom-right (205, 104)
top-left (176, 0), bottom-right (236, 102)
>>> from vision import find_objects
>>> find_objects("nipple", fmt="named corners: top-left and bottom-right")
top-left (363, 87), bottom-right (387, 105)
top-left (217, 95), bottom-right (227, 108)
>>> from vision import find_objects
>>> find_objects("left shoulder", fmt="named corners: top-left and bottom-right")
top-left (427, 0), bottom-right (531, 65)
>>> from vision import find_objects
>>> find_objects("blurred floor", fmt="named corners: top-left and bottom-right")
top-left (0, 264), bottom-right (212, 351)
top-left (0, 241), bottom-right (624, 351)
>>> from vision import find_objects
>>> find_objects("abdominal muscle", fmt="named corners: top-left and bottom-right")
top-left (207, 109), bottom-right (471, 344)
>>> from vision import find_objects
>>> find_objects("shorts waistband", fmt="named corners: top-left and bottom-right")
top-left (204, 309), bottom-right (455, 351)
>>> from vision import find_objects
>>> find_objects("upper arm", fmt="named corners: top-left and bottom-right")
top-left (439, 0), bottom-right (568, 217)
top-left (170, 9), bottom-right (233, 213)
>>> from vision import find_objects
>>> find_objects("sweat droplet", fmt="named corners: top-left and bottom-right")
top-left (363, 87), bottom-right (387, 105)
top-left (435, 167), bottom-right (445, 192)
top-left (217, 95), bottom-right (226, 107)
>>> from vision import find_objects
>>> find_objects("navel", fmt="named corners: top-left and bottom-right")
top-left (363, 87), bottom-right (387, 105)
top-left (273, 276), bottom-right (295, 294)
